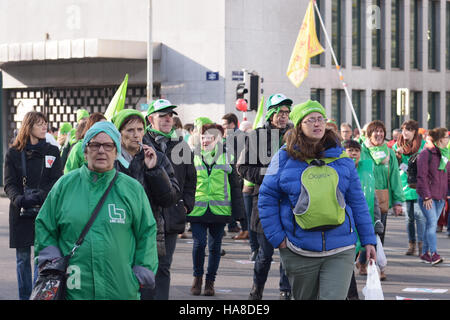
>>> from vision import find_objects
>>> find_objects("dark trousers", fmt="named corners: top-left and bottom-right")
top-left (243, 192), bottom-right (258, 252)
top-left (140, 233), bottom-right (179, 300)
top-left (191, 222), bottom-right (225, 282)
top-left (254, 232), bottom-right (291, 292)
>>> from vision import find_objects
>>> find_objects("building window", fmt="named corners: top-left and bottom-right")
top-left (311, 0), bottom-right (323, 66)
top-left (332, 0), bottom-right (345, 67)
top-left (447, 2), bottom-right (450, 70)
top-left (310, 88), bottom-right (324, 104)
top-left (352, 0), bottom-right (363, 67)
top-left (391, 90), bottom-right (401, 131)
top-left (446, 92), bottom-right (450, 129)
top-left (372, 90), bottom-right (385, 121)
top-left (428, 0), bottom-right (439, 71)
top-left (351, 90), bottom-right (363, 129)
top-left (410, 0), bottom-right (421, 69)
top-left (409, 91), bottom-right (422, 126)
top-left (372, 0), bottom-right (384, 68)
top-left (391, 0), bottom-right (404, 69)
top-left (332, 89), bottom-right (344, 125)
top-left (427, 92), bottom-right (439, 129)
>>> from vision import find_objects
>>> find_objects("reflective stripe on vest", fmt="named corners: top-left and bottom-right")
top-left (189, 154), bottom-right (232, 217)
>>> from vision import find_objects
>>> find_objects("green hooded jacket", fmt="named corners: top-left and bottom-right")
top-left (392, 139), bottom-right (426, 201)
top-left (64, 140), bottom-right (86, 174)
top-left (360, 142), bottom-right (405, 207)
top-left (34, 165), bottom-right (158, 300)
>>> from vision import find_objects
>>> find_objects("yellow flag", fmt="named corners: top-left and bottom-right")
top-left (286, 0), bottom-right (324, 88)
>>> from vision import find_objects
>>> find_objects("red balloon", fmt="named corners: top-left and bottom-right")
top-left (235, 99), bottom-right (248, 112)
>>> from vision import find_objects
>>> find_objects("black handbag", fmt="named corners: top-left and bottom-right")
top-left (20, 150), bottom-right (45, 218)
top-left (30, 171), bottom-right (118, 300)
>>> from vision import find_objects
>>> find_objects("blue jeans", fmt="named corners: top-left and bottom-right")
top-left (16, 247), bottom-right (38, 300)
top-left (243, 193), bottom-right (259, 252)
top-left (405, 199), bottom-right (425, 243)
top-left (254, 232), bottom-right (291, 292)
top-left (191, 223), bottom-right (225, 282)
top-left (418, 196), bottom-right (446, 255)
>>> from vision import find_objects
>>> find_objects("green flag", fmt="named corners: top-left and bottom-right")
top-left (104, 74), bottom-right (129, 121)
top-left (252, 96), bottom-right (265, 130)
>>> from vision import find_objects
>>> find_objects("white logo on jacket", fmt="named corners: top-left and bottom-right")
top-left (108, 204), bottom-right (126, 224)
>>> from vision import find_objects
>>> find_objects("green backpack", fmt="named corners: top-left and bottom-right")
top-left (293, 154), bottom-right (348, 231)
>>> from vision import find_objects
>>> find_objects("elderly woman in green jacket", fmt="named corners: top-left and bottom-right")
top-left (360, 120), bottom-right (405, 280)
top-left (34, 121), bottom-right (158, 300)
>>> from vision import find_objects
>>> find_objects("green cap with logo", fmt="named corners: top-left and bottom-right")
top-left (265, 93), bottom-right (293, 122)
top-left (289, 100), bottom-right (327, 127)
top-left (146, 99), bottom-right (178, 116)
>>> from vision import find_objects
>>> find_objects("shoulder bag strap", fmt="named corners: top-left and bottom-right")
top-left (21, 151), bottom-right (27, 187)
top-left (69, 170), bottom-right (119, 257)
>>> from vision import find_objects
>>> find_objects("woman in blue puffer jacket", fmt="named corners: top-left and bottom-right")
top-left (258, 100), bottom-right (377, 300)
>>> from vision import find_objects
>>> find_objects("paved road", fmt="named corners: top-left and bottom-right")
top-left (0, 194), bottom-right (449, 300)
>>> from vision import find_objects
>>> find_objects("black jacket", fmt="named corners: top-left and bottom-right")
top-left (4, 140), bottom-right (62, 248)
top-left (143, 131), bottom-right (197, 234)
top-left (236, 122), bottom-right (292, 233)
top-left (115, 148), bottom-right (179, 256)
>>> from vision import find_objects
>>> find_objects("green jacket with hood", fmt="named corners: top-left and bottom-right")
top-left (34, 165), bottom-right (158, 300)
top-left (360, 142), bottom-right (405, 207)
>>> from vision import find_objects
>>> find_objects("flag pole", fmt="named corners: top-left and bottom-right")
top-left (147, 0), bottom-right (153, 104)
top-left (312, 0), bottom-right (362, 132)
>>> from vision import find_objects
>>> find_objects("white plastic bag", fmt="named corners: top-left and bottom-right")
top-left (376, 234), bottom-right (387, 269)
top-left (362, 260), bottom-right (384, 300)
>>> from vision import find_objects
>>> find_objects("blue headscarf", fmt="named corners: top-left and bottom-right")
top-left (82, 121), bottom-right (129, 168)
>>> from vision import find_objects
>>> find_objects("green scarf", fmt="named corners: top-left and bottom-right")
top-left (435, 143), bottom-right (449, 172)
top-left (147, 127), bottom-right (177, 139)
top-left (201, 144), bottom-right (219, 166)
top-left (367, 143), bottom-right (389, 165)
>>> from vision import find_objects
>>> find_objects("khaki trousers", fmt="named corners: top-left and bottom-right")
top-left (279, 247), bottom-right (354, 300)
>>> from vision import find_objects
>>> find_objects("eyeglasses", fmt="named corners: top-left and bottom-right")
top-left (302, 117), bottom-right (327, 125)
top-left (87, 142), bottom-right (116, 152)
top-left (277, 110), bottom-right (290, 117)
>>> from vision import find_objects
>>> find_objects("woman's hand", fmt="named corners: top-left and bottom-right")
top-left (365, 244), bottom-right (377, 262)
top-left (143, 144), bottom-right (157, 169)
top-left (423, 198), bottom-right (433, 210)
top-left (278, 239), bottom-right (287, 249)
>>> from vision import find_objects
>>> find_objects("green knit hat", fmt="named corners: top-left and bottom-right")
top-left (59, 122), bottom-right (72, 135)
top-left (194, 117), bottom-right (213, 130)
top-left (76, 109), bottom-right (90, 123)
top-left (289, 100), bottom-right (327, 127)
top-left (112, 109), bottom-right (146, 131)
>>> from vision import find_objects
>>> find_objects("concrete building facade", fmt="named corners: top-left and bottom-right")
top-left (0, 0), bottom-right (449, 164)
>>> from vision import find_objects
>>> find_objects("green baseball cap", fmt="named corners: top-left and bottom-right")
top-left (266, 93), bottom-right (293, 110)
top-left (112, 109), bottom-right (145, 131)
top-left (146, 99), bottom-right (178, 116)
top-left (289, 100), bottom-right (327, 127)
top-left (76, 109), bottom-right (90, 122)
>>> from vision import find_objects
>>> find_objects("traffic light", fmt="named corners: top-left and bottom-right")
top-left (248, 74), bottom-right (260, 111)
top-left (236, 83), bottom-right (248, 100)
